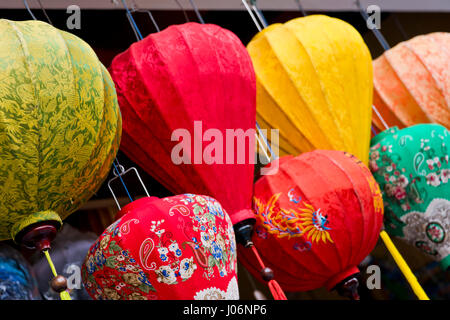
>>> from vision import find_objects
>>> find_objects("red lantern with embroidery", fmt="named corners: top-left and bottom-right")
top-left (109, 22), bottom-right (256, 232)
top-left (238, 150), bottom-right (384, 299)
top-left (81, 194), bottom-right (238, 300)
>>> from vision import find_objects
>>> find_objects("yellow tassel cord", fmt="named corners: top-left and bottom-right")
top-left (43, 250), bottom-right (72, 300)
top-left (379, 231), bottom-right (429, 300)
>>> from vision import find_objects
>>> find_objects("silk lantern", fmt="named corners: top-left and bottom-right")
top-left (0, 20), bottom-right (122, 297)
top-left (247, 15), bottom-right (373, 164)
top-left (109, 22), bottom-right (256, 244)
top-left (82, 194), bottom-right (239, 300)
top-left (238, 150), bottom-right (384, 299)
top-left (369, 124), bottom-right (450, 270)
top-left (372, 32), bottom-right (450, 130)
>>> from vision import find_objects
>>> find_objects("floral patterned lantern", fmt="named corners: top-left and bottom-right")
top-left (81, 194), bottom-right (239, 300)
top-left (369, 124), bottom-right (450, 270)
top-left (238, 150), bottom-right (384, 299)
top-left (372, 33), bottom-right (450, 130)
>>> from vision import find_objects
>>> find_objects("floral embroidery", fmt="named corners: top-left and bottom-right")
top-left (254, 193), bottom-right (333, 244)
top-left (401, 199), bottom-right (449, 259)
top-left (82, 218), bottom-right (156, 300)
top-left (254, 193), bottom-right (304, 238)
top-left (193, 276), bottom-right (239, 300)
top-left (82, 194), bottom-right (238, 300)
top-left (299, 204), bottom-right (333, 244)
top-left (369, 125), bottom-right (449, 244)
top-left (426, 222), bottom-right (445, 243)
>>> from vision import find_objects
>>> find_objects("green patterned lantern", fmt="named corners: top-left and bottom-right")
top-left (369, 124), bottom-right (449, 270)
top-left (0, 19), bottom-right (121, 284)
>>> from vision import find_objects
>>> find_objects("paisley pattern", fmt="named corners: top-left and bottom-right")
top-left (82, 220), bottom-right (157, 300)
top-left (0, 20), bottom-right (121, 240)
top-left (369, 125), bottom-right (449, 268)
top-left (82, 194), bottom-right (238, 300)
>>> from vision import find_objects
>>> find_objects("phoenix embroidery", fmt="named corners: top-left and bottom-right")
top-left (254, 193), bottom-right (333, 244)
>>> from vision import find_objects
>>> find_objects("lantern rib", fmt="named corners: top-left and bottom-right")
top-left (275, 165), bottom-right (340, 276)
top-left (286, 20), bottom-right (355, 155)
top-left (383, 48), bottom-right (433, 125)
top-left (403, 40), bottom-right (449, 125)
top-left (293, 158), bottom-right (346, 271)
top-left (267, 30), bottom-right (333, 150)
top-left (125, 40), bottom-right (195, 193)
top-left (255, 183), bottom-right (329, 281)
top-left (7, 20), bottom-right (42, 212)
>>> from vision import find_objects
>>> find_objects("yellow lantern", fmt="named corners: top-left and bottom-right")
top-left (248, 14), bottom-right (373, 164)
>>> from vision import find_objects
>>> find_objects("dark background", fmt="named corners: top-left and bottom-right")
top-left (0, 7), bottom-right (449, 300)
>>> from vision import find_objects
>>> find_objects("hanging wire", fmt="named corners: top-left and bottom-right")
top-left (372, 104), bottom-right (390, 131)
top-left (113, 160), bottom-right (134, 203)
top-left (23, 0), bottom-right (37, 20)
top-left (188, 0), bottom-right (205, 24)
top-left (294, 0), bottom-right (307, 17)
top-left (242, 0), bottom-right (262, 32)
top-left (37, 0), bottom-right (53, 25)
top-left (145, 10), bottom-right (161, 32)
top-left (355, 0), bottom-right (390, 51)
top-left (174, 0), bottom-right (191, 22)
top-left (392, 13), bottom-right (409, 41)
top-left (354, 1), bottom-right (391, 131)
top-left (121, 0), bottom-right (144, 41)
top-left (108, 158), bottom-right (151, 210)
top-left (241, 0), bottom-right (277, 162)
top-left (129, 0), bottom-right (160, 33)
top-left (250, 0), bottom-right (268, 28)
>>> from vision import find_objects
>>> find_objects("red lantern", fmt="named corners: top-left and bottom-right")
top-left (109, 22), bottom-right (256, 236)
top-left (81, 194), bottom-right (238, 300)
top-left (238, 150), bottom-right (384, 299)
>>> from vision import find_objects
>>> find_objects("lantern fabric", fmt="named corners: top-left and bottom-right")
top-left (372, 32), bottom-right (450, 130)
top-left (238, 150), bottom-right (384, 292)
top-left (109, 22), bottom-right (255, 226)
top-left (247, 15), bottom-right (373, 164)
top-left (0, 20), bottom-right (122, 241)
top-left (369, 124), bottom-right (450, 270)
top-left (81, 194), bottom-right (239, 300)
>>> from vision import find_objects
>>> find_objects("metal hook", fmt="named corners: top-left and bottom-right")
top-left (120, 0), bottom-right (144, 41)
top-left (188, 0), bottom-right (205, 24)
top-left (23, 0), bottom-right (52, 25)
top-left (108, 158), bottom-right (150, 210)
top-left (355, 0), bottom-right (390, 51)
top-left (294, 0), bottom-right (307, 16)
top-left (23, 0), bottom-right (37, 20)
top-left (129, 0), bottom-right (160, 33)
top-left (37, 0), bottom-right (53, 25)
top-left (242, 0), bottom-right (263, 32)
top-left (249, 0), bottom-right (268, 28)
top-left (174, 0), bottom-right (191, 23)
top-left (241, 0), bottom-right (275, 162)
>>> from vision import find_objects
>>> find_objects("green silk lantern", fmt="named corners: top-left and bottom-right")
top-left (0, 19), bottom-right (121, 296)
top-left (369, 124), bottom-right (449, 270)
